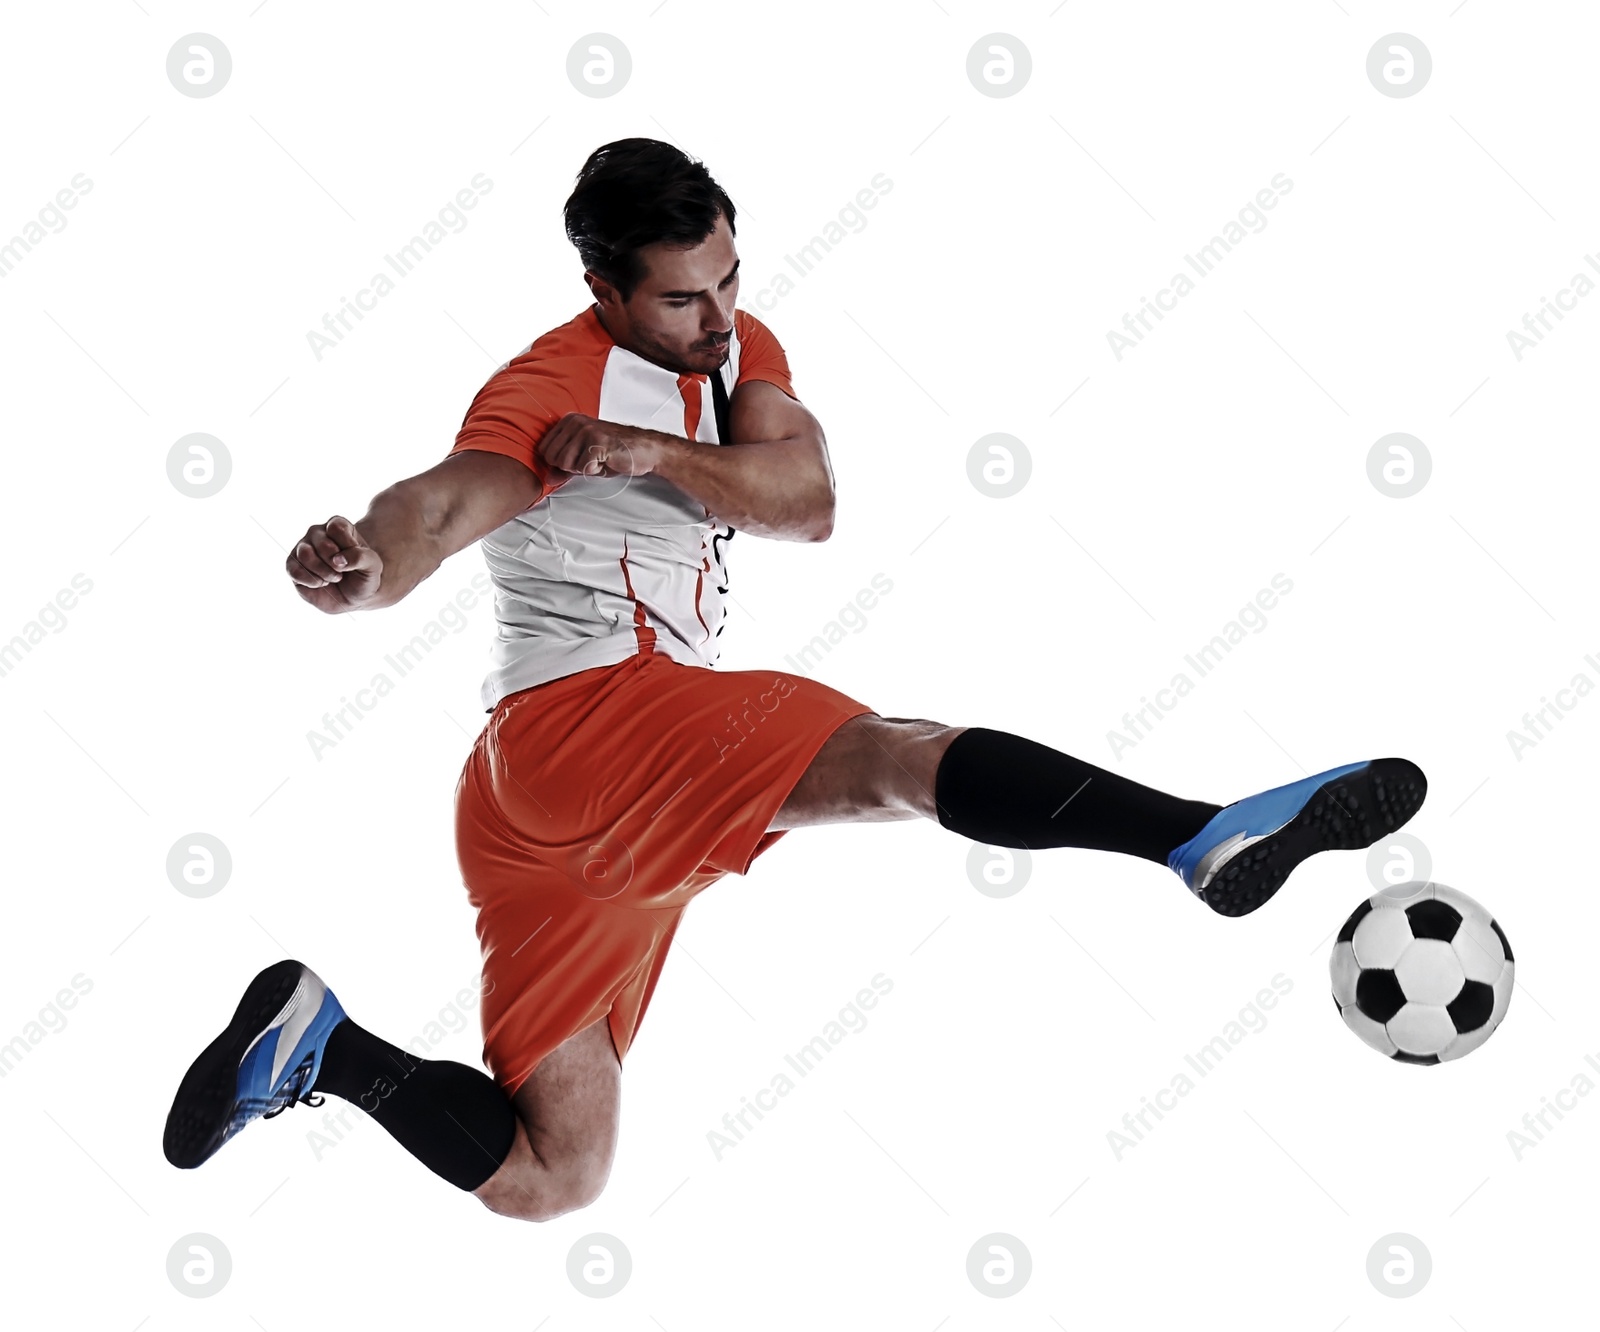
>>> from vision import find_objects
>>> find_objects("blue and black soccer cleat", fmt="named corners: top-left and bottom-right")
top-left (1168, 758), bottom-right (1427, 917)
top-left (163, 960), bottom-right (347, 1169)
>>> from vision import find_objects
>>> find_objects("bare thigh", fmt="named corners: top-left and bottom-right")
top-left (473, 1015), bottom-right (621, 1221)
top-left (769, 713), bottom-right (967, 830)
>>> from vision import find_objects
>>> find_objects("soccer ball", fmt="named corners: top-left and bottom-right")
top-left (1330, 880), bottom-right (1513, 1065)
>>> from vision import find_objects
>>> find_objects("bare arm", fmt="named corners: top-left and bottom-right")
top-left (287, 450), bottom-right (544, 614)
top-left (536, 380), bottom-right (836, 542)
top-left (655, 379), bottom-right (835, 541)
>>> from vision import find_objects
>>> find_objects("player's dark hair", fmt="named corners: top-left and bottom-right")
top-left (564, 138), bottom-right (736, 301)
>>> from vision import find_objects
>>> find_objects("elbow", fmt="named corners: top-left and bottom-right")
top-left (806, 471), bottom-right (836, 541)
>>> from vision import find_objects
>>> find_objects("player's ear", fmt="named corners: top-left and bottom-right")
top-left (585, 271), bottom-right (621, 309)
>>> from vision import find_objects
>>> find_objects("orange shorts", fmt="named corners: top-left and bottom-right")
top-left (453, 651), bottom-right (874, 1093)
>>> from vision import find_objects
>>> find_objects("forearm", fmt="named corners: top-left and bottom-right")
top-left (350, 484), bottom-right (444, 610)
top-left (647, 433), bottom-right (834, 540)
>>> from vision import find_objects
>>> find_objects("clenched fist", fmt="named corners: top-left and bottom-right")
top-left (287, 515), bottom-right (383, 615)
top-left (538, 413), bottom-right (664, 479)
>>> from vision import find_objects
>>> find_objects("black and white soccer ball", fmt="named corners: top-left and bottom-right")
top-left (1330, 880), bottom-right (1513, 1064)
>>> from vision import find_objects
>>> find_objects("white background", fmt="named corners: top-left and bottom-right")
top-left (2, 1), bottom-right (1595, 1327)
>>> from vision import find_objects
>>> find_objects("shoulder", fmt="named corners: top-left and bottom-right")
top-left (732, 308), bottom-right (795, 397)
top-left (483, 307), bottom-right (611, 409)
top-left (733, 308), bottom-right (781, 347)
top-left (515, 305), bottom-right (611, 366)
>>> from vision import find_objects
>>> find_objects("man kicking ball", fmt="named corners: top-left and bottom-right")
top-left (164, 138), bottom-right (1426, 1221)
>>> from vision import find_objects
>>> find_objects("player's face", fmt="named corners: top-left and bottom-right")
top-left (602, 212), bottom-right (740, 376)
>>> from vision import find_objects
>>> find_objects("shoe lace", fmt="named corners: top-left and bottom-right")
top-left (219, 1052), bottom-right (327, 1147)
top-left (260, 1053), bottom-right (326, 1120)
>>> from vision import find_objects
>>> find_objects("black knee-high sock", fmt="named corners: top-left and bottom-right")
top-left (314, 1019), bottom-right (517, 1192)
top-left (934, 726), bottom-right (1222, 863)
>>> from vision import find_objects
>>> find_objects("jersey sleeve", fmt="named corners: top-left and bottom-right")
top-left (449, 360), bottom-right (577, 504)
top-left (732, 309), bottom-right (796, 399)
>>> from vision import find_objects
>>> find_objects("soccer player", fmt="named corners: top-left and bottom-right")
top-left (164, 139), bottom-right (1426, 1221)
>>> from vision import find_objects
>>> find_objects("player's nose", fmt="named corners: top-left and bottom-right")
top-left (706, 293), bottom-right (734, 333)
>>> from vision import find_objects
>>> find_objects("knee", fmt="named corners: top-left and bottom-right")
top-left (869, 717), bottom-right (965, 814)
top-left (476, 1158), bottom-right (610, 1224)
top-left (548, 1160), bottom-right (610, 1217)
top-left (874, 716), bottom-right (960, 748)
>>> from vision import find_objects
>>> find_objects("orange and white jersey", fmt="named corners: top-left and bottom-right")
top-left (449, 305), bottom-right (796, 711)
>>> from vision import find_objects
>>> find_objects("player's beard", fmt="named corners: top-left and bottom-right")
top-left (695, 338), bottom-right (731, 372)
top-left (637, 324), bottom-right (730, 376)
